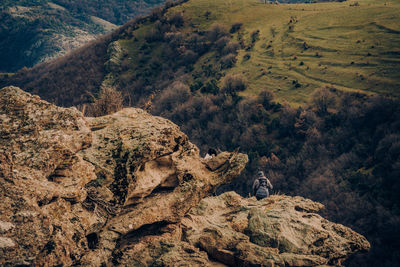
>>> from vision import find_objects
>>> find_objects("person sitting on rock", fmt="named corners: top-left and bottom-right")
top-left (252, 171), bottom-right (273, 200)
top-left (204, 148), bottom-right (218, 160)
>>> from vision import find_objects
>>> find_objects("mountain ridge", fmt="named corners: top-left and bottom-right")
top-left (3, 0), bottom-right (399, 106)
top-left (1, 0), bottom-right (399, 266)
top-left (0, 0), bottom-right (164, 72)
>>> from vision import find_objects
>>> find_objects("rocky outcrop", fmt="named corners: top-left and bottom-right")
top-left (0, 86), bottom-right (247, 266)
top-left (108, 191), bottom-right (371, 267)
top-left (181, 192), bottom-right (370, 266)
top-left (0, 86), bottom-right (369, 266)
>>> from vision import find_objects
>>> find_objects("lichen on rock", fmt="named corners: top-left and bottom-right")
top-left (0, 86), bottom-right (247, 266)
top-left (0, 86), bottom-right (369, 266)
top-left (181, 192), bottom-right (370, 266)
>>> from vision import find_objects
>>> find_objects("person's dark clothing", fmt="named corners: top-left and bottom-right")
top-left (253, 173), bottom-right (273, 200)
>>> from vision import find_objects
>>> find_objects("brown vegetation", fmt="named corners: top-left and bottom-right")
top-left (221, 74), bottom-right (247, 96)
top-left (85, 86), bottom-right (124, 117)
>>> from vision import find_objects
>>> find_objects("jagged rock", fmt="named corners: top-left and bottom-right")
top-left (0, 86), bottom-right (248, 266)
top-left (0, 86), bottom-right (369, 266)
top-left (181, 192), bottom-right (370, 266)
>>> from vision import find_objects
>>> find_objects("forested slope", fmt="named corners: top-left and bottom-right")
top-left (0, 0), bottom-right (164, 72)
top-left (2, 0), bottom-right (400, 265)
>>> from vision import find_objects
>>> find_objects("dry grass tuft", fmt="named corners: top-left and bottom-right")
top-left (85, 86), bottom-right (124, 117)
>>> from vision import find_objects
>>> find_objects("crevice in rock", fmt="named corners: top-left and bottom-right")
top-left (90, 124), bottom-right (107, 131)
top-left (173, 136), bottom-right (186, 152)
top-left (86, 232), bottom-right (99, 250)
top-left (153, 151), bottom-right (174, 161)
top-left (150, 184), bottom-right (175, 195)
top-left (294, 205), bottom-right (308, 212)
top-left (48, 172), bottom-right (65, 182)
top-left (121, 188), bottom-right (174, 215)
top-left (196, 244), bottom-right (234, 266)
top-left (48, 152), bottom-right (78, 182)
top-left (63, 197), bottom-right (78, 205)
top-left (119, 221), bottom-right (171, 248)
top-left (43, 240), bottom-right (56, 255)
top-left (182, 173), bottom-right (194, 182)
top-left (38, 196), bottom-right (58, 207)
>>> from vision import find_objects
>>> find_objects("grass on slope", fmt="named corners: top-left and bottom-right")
top-left (122, 0), bottom-right (400, 106)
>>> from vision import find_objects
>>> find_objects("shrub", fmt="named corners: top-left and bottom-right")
top-left (222, 41), bottom-right (240, 56)
top-left (201, 79), bottom-right (219, 95)
top-left (164, 31), bottom-right (184, 49)
top-left (243, 53), bottom-right (251, 61)
top-left (181, 49), bottom-right (198, 65)
top-left (149, 6), bottom-right (163, 22)
top-left (215, 36), bottom-right (231, 52)
top-left (251, 30), bottom-right (260, 43)
top-left (86, 86), bottom-right (124, 117)
top-left (220, 53), bottom-right (237, 69)
top-left (168, 12), bottom-right (184, 27)
top-left (230, 22), bottom-right (243, 33)
top-left (257, 89), bottom-right (275, 109)
top-left (152, 81), bottom-right (191, 114)
top-left (311, 87), bottom-right (337, 114)
top-left (190, 80), bottom-right (203, 92)
top-left (145, 28), bottom-right (163, 42)
top-left (221, 74), bottom-right (247, 96)
top-left (292, 80), bottom-right (301, 88)
top-left (186, 33), bottom-right (209, 54)
top-left (207, 23), bottom-right (229, 42)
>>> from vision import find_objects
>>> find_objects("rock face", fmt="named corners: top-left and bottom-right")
top-left (0, 86), bottom-right (247, 266)
top-left (0, 86), bottom-right (369, 266)
top-left (181, 192), bottom-right (371, 266)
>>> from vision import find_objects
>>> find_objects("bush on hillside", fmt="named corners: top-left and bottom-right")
top-left (222, 41), bottom-right (240, 56)
top-left (257, 89), bottom-right (275, 109)
top-left (221, 74), bottom-right (247, 96)
top-left (168, 12), bottom-right (184, 27)
top-left (230, 22), bottom-right (243, 33)
top-left (152, 81), bottom-right (191, 114)
top-left (207, 23), bottom-right (229, 42)
top-left (201, 79), bottom-right (219, 95)
top-left (220, 53), bottom-right (237, 69)
top-left (312, 87), bottom-right (337, 114)
top-left (215, 36), bottom-right (231, 52)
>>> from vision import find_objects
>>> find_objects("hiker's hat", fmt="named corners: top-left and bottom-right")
top-left (258, 171), bottom-right (264, 177)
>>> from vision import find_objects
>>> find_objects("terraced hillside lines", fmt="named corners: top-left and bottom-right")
top-left (169, 0), bottom-right (400, 105)
top-left (3, 0), bottom-right (400, 107)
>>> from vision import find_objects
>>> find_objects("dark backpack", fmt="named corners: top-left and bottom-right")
top-left (255, 177), bottom-right (269, 199)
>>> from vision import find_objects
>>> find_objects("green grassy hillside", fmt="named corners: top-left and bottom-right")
top-left (5, 0), bottom-right (399, 106)
top-left (2, 1), bottom-right (400, 266)
top-left (0, 0), bottom-right (164, 72)
top-left (124, 0), bottom-right (400, 105)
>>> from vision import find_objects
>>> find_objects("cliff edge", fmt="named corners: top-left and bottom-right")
top-left (0, 86), bottom-right (369, 266)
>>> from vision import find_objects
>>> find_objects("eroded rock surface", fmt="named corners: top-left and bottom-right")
top-left (0, 86), bottom-right (247, 266)
top-left (181, 192), bottom-right (370, 266)
top-left (0, 86), bottom-right (369, 266)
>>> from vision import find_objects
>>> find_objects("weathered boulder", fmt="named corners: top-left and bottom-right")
top-left (181, 192), bottom-right (371, 266)
top-left (0, 86), bottom-right (96, 266)
top-left (113, 192), bottom-right (370, 267)
top-left (0, 86), bottom-right (369, 266)
top-left (0, 86), bottom-right (248, 266)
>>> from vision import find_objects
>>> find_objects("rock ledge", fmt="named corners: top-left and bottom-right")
top-left (0, 86), bottom-right (369, 266)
